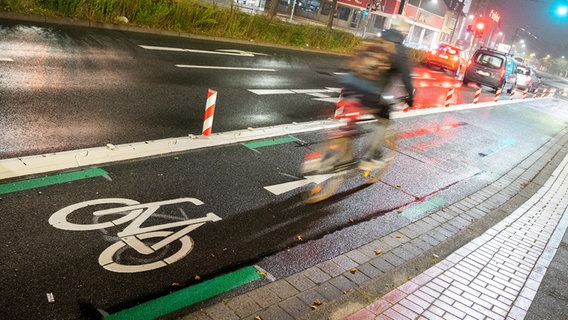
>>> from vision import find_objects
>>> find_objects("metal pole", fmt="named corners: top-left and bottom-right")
top-left (449, 1), bottom-right (464, 44)
top-left (289, 0), bottom-right (296, 22)
top-left (409, 0), bottom-right (423, 45)
top-left (508, 28), bottom-right (520, 55)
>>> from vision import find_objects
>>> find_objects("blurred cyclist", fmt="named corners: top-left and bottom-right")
top-left (340, 14), bottom-right (415, 171)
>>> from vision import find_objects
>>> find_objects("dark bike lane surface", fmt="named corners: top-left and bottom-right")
top-left (2, 99), bottom-right (568, 319)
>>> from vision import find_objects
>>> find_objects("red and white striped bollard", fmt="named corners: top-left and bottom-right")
top-left (522, 88), bottom-right (528, 100)
top-left (533, 88), bottom-right (538, 99)
top-left (509, 87), bottom-right (516, 100)
top-left (541, 88), bottom-right (547, 98)
top-left (473, 86), bottom-right (481, 104)
top-left (334, 90), bottom-right (345, 120)
top-left (202, 89), bottom-right (217, 137)
top-left (494, 88), bottom-right (502, 102)
top-left (444, 87), bottom-right (454, 107)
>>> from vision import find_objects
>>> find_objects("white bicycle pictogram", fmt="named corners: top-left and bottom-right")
top-left (49, 197), bottom-right (222, 273)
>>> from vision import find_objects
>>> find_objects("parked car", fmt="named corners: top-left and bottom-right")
top-left (515, 64), bottom-right (541, 91)
top-left (462, 47), bottom-right (518, 93)
top-left (426, 43), bottom-right (468, 77)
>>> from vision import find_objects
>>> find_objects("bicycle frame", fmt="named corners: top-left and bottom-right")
top-left (91, 198), bottom-right (222, 255)
top-left (49, 197), bottom-right (222, 257)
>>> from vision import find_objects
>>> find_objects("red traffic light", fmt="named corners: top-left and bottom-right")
top-left (476, 22), bottom-right (485, 30)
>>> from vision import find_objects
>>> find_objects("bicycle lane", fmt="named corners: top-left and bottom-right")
top-left (0, 126), bottom-right (471, 320)
top-left (2, 99), bottom-right (568, 320)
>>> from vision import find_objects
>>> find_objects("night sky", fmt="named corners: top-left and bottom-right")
top-left (489, 0), bottom-right (568, 57)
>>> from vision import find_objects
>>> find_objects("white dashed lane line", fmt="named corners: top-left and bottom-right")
top-left (175, 65), bottom-right (276, 72)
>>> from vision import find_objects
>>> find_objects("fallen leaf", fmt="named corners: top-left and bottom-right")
top-left (313, 299), bottom-right (323, 306)
top-left (259, 271), bottom-right (267, 277)
top-left (374, 249), bottom-right (382, 255)
top-left (343, 289), bottom-right (352, 294)
top-left (255, 316), bottom-right (262, 320)
top-left (397, 210), bottom-right (403, 214)
top-left (350, 267), bottom-right (358, 274)
top-left (395, 235), bottom-right (402, 238)
top-left (297, 235), bottom-right (303, 241)
top-left (171, 282), bottom-right (181, 286)
top-left (194, 275), bottom-right (201, 280)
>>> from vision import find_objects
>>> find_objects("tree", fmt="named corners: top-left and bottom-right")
top-left (327, 0), bottom-right (338, 29)
top-left (268, 0), bottom-right (279, 17)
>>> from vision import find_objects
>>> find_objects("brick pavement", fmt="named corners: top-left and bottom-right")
top-left (178, 128), bottom-right (568, 320)
top-left (345, 154), bottom-right (568, 320)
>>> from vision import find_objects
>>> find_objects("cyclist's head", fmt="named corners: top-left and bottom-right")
top-left (389, 15), bottom-right (411, 35)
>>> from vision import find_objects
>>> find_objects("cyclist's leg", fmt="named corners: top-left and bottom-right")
top-left (362, 117), bottom-right (389, 162)
top-left (357, 94), bottom-right (390, 168)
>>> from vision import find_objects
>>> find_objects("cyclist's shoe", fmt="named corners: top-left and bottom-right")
top-left (358, 158), bottom-right (386, 171)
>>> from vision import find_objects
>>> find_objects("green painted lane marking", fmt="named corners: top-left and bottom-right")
top-left (243, 136), bottom-right (299, 150)
top-left (0, 168), bottom-right (108, 195)
top-left (104, 266), bottom-right (264, 320)
top-left (399, 197), bottom-right (446, 220)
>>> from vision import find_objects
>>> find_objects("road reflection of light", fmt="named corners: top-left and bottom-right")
top-left (1, 117), bottom-right (109, 154)
top-left (398, 115), bottom-right (465, 154)
top-left (246, 74), bottom-right (286, 87)
top-left (418, 80), bottom-right (429, 87)
top-left (0, 24), bottom-right (131, 90)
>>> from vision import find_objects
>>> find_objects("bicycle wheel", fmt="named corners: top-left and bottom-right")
top-left (302, 171), bottom-right (347, 204)
top-left (98, 231), bottom-right (194, 273)
top-left (363, 128), bottom-right (397, 184)
top-left (302, 136), bottom-right (353, 175)
top-left (49, 198), bottom-right (142, 231)
top-left (302, 136), bottom-right (352, 204)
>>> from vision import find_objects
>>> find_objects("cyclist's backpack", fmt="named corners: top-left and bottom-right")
top-left (345, 37), bottom-right (397, 82)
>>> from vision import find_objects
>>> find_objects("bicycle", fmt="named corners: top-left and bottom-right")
top-left (49, 197), bottom-right (221, 273)
top-left (301, 92), bottom-right (408, 204)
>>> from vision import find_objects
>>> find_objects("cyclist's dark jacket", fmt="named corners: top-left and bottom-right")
top-left (340, 28), bottom-right (414, 103)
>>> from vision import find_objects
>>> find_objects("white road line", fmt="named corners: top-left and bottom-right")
top-left (249, 88), bottom-right (341, 95)
top-left (0, 97), bottom-right (553, 180)
top-left (291, 89), bottom-right (330, 93)
top-left (0, 120), bottom-right (343, 180)
top-left (217, 49), bottom-right (269, 56)
top-left (248, 89), bottom-right (295, 95)
top-left (139, 45), bottom-right (266, 57)
top-left (175, 65), bottom-right (276, 72)
top-left (0, 58), bottom-right (14, 62)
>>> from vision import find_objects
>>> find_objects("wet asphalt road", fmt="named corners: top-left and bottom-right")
top-left (0, 18), bottom-right (344, 159)
top-left (2, 16), bottom-right (568, 320)
top-left (3, 97), bottom-right (568, 319)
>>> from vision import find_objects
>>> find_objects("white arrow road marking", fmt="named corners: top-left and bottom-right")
top-left (175, 65), bottom-right (276, 72)
top-left (139, 45), bottom-right (261, 57)
top-left (216, 49), bottom-right (269, 56)
top-left (312, 97), bottom-right (341, 103)
top-left (264, 173), bottom-right (337, 195)
top-left (248, 88), bottom-right (342, 96)
top-left (248, 89), bottom-right (295, 95)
